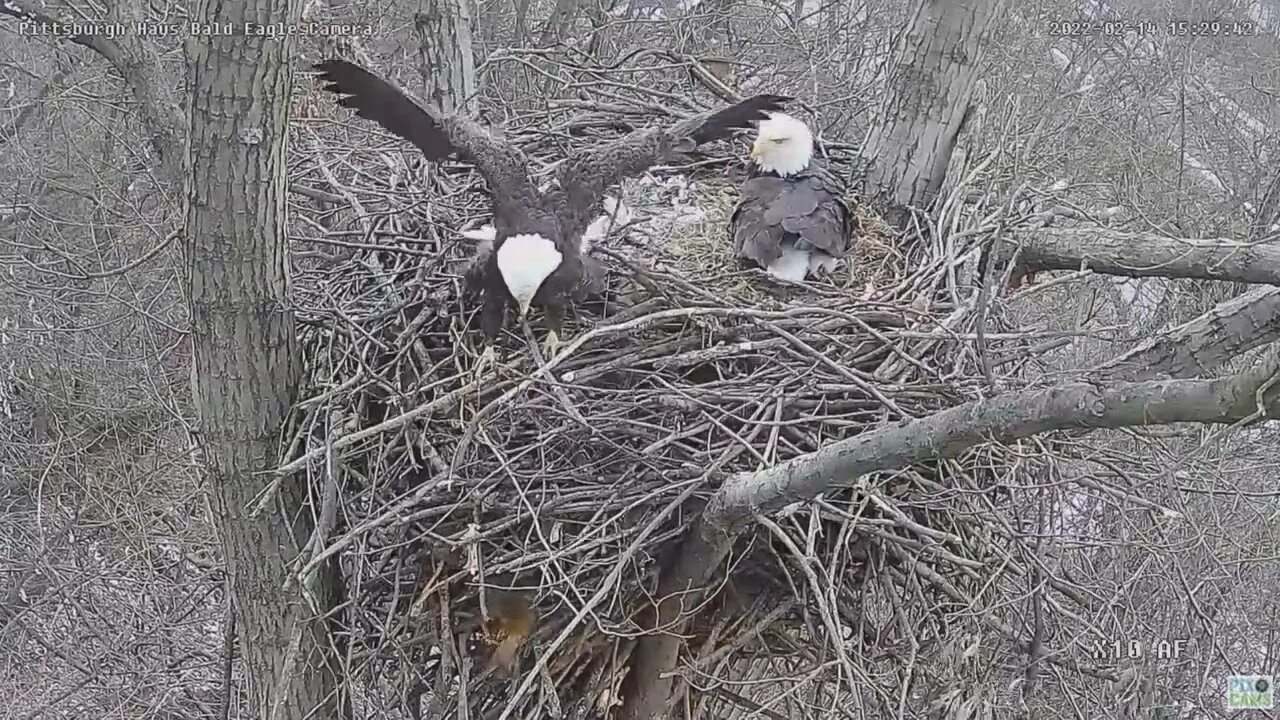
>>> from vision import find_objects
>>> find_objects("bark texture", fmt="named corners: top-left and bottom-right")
top-left (618, 346), bottom-right (1280, 719)
top-left (999, 227), bottom-right (1280, 284)
top-left (185, 0), bottom-right (339, 716)
top-left (416, 0), bottom-right (478, 116)
top-left (1094, 286), bottom-right (1280, 382)
top-left (859, 0), bottom-right (1004, 226)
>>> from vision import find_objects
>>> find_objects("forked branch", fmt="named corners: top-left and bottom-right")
top-left (620, 345), bottom-right (1280, 718)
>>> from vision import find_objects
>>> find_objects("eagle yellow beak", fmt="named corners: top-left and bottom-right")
top-left (749, 139), bottom-right (764, 159)
top-left (517, 298), bottom-right (532, 318)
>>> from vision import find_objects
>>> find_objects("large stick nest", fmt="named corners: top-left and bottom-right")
top-left (287, 50), bottom-right (1017, 718)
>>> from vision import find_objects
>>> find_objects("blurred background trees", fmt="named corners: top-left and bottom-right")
top-left (1, 0), bottom-right (1279, 717)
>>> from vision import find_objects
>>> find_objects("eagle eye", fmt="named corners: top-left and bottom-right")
top-left (772, 138), bottom-right (787, 144)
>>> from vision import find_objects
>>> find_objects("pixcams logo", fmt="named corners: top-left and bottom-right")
top-left (1227, 675), bottom-right (1274, 710)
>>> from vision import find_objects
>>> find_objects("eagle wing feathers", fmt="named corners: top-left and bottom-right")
top-left (556, 93), bottom-right (791, 239)
top-left (314, 59), bottom-right (540, 229)
top-left (730, 163), bottom-right (852, 269)
top-left (730, 180), bottom-right (788, 265)
top-left (684, 94), bottom-right (795, 147)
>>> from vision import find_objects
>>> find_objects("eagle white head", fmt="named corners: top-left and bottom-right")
top-left (496, 233), bottom-right (563, 317)
top-left (750, 112), bottom-right (813, 177)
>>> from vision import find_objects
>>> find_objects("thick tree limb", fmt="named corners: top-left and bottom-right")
top-left (0, 1), bottom-right (185, 182)
top-left (185, 0), bottom-right (343, 713)
top-left (715, 353), bottom-right (1279, 524)
top-left (1094, 286), bottom-right (1280, 382)
top-left (999, 227), bottom-right (1280, 284)
top-left (619, 347), bottom-right (1280, 719)
top-left (414, 0), bottom-right (477, 116)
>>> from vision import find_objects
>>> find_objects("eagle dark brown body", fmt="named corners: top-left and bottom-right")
top-left (314, 58), bottom-right (790, 358)
top-left (729, 112), bottom-right (853, 282)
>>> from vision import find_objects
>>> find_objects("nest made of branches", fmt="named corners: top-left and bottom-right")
top-left (286, 50), bottom-right (1020, 719)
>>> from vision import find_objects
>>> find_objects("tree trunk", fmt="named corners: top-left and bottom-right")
top-left (416, 0), bottom-right (478, 116)
top-left (859, 0), bottom-right (1004, 227)
top-left (185, 0), bottom-right (341, 717)
top-left (538, 0), bottom-right (582, 46)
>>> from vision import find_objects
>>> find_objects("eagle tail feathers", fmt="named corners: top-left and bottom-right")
top-left (766, 244), bottom-right (812, 282)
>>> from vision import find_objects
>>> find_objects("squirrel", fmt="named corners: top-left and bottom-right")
top-left (482, 586), bottom-right (537, 673)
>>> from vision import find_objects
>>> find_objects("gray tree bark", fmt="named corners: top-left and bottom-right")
top-left (998, 227), bottom-right (1280, 284)
top-left (538, 0), bottom-right (582, 46)
top-left (1094, 286), bottom-right (1280, 382)
top-left (416, 0), bottom-right (478, 116)
top-left (185, 0), bottom-right (341, 716)
top-left (619, 343), bottom-right (1280, 719)
top-left (859, 0), bottom-right (1005, 227)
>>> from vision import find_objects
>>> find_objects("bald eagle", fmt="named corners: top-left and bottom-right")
top-left (314, 58), bottom-right (789, 363)
top-left (729, 113), bottom-right (852, 282)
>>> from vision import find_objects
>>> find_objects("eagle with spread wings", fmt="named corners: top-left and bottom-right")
top-left (315, 59), bottom-right (790, 366)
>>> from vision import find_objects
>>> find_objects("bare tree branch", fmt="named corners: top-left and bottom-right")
top-left (620, 346), bottom-right (1280, 718)
top-left (1095, 286), bottom-right (1280, 382)
top-left (999, 227), bottom-right (1280, 284)
top-left (0, 1), bottom-right (185, 182)
top-left (0, 65), bottom-right (72, 146)
top-left (719, 350), bottom-right (1279, 522)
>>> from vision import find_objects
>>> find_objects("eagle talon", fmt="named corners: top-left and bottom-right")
top-left (542, 330), bottom-right (561, 360)
top-left (473, 345), bottom-right (500, 378)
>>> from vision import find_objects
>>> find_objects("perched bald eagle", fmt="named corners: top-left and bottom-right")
top-left (314, 59), bottom-right (789, 364)
top-left (729, 113), bottom-right (852, 282)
